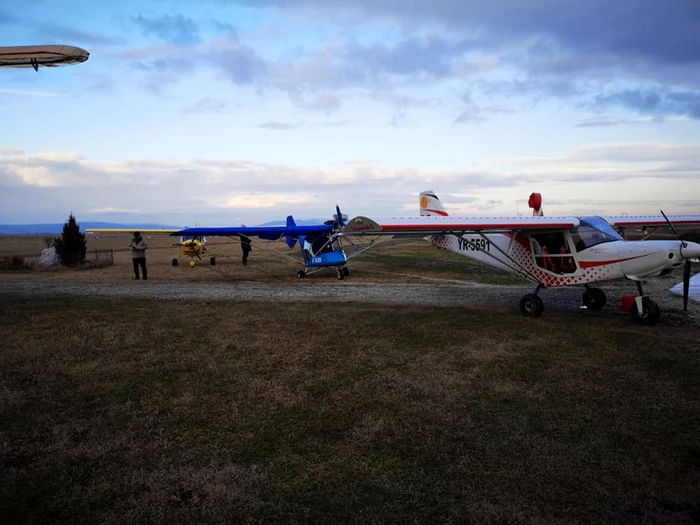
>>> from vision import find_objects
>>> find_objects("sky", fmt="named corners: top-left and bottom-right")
top-left (1, 0), bottom-right (699, 226)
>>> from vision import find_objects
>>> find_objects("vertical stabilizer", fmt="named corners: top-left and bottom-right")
top-left (285, 215), bottom-right (297, 248)
top-left (419, 190), bottom-right (449, 216)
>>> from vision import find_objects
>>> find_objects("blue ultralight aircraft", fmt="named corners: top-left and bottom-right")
top-left (170, 206), bottom-right (357, 279)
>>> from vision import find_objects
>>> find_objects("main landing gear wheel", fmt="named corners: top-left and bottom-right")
top-left (582, 287), bottom-right (607, 309)
top-left (336, 269), bottom-right (345, 280)
top-left (519, 293), bottom-right (544, 318)
top-left (297, 270), bottom-right (306, 278)
top-left (342, 267), bottom-right (350, 277)
top-left (172, 258), bottom-right (178, 267)
top-left (210, 257), bottom-right (216, 266)
top-left (631, 299), bottom-right (661, 326)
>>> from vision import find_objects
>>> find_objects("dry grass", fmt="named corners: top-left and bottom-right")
top-left (2, 295), bottom-right (700, 524)
top-left (0, 234), bottom-right (521, 285)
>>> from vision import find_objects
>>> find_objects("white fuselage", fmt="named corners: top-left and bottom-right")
top-left (428, 232), bottom-right (700, 287)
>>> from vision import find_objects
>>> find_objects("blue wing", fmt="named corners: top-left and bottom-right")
top-left (170, 216), bottom-right (333, 246)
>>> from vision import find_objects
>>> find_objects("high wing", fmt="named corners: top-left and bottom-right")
top-left (601, 215), bottom-right (700, 228)
top-left (171, 223), bottom-right (334, 244)
top-left (0, 45), bottom-right (89, 69)
top-left (342, 215), bottom-right (580, 235)
top-left (86, 229), bottom-right (180, 234)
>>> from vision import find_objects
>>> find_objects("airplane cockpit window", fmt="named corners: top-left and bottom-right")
top-left (530, 232), bottom-right (577, 274)
top-left (571, 217), bottom-right (622, 252)
top-left (311, 233), bottom-right (334, 254)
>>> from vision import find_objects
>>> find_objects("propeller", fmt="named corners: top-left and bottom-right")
top-left (334, 205), bottom-right (347, 228)
top-left (661, 210), bottom-right (692, 311)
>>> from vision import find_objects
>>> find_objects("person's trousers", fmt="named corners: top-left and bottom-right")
top-left (242, 249), bottom-right (250, 265)
top-left (133, 257), bottom-right (147, 279)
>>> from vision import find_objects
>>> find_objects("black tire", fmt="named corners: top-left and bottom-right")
top-left (210, 257), bottom-right (216, 266)
top-left (297, 270), bottom-right (306, 278)
top-left (582, 288), bottom-right (607, 309)
top-left (172, 258), bottom-right (178, 266)
top-left (519, 293), bottom-right (544, 318)
top-left (337, 270), bottom-right (344, 280)
top-left (342, 267), bottom-right (350, 277)
top-left (631, 299), bottom-right (661, 326)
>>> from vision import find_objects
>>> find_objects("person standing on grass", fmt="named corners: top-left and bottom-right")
top-left (240, 232), bottom-right (252, 266)
top-left (129, 231), bottom-right (148, 280)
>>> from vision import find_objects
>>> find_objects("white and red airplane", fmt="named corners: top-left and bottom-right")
top-left (343, 191), bottom-right (700, 325)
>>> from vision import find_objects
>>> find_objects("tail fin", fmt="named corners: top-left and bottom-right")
top-left (285, 215), bottom-right (297, 248)
top-left (419, 190), bottom-right (449, 216)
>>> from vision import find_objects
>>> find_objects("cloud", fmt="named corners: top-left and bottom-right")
top-left (591, 89), bottom-right (700, 119)
top-left (0, 147), bottom-right (24, 155)
top-left (229, 0), bottom-right (700, 68)
top-left (257, 121), bottom-right (303, 130)
top-left (453, 93), bottom-right (516, 123)
top-left (122, 35), bottom-right (267, 89)
top-left (36, 23), bottom-right (125, 46)
top-left (132, 13), bottom-right (201, 45)
top-left (289, 91), bottom-right (342, 113)
top-left (1, 143), bottom-right (699, 224)
top-left (573, 115), bottom-right (690, 128)
top-left (183, 97), bottom-right (227, 114)
top-left (194, 0), bottom-right (700, 120)
top-left (0, 88), bottom-right (62, 97)
top-left (86, 207), bottom-right (141, 214)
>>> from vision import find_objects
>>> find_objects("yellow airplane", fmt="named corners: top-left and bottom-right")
top-left (85, 229), bottom-right (216, 266)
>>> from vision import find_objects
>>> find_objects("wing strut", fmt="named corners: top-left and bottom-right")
top-left (473, 230), bottom-right (543, 285)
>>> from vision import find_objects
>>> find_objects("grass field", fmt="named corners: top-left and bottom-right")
top-left (0, 234), bottom-right (523, 285)
top-left (2, 295), bottom-right (700, 524)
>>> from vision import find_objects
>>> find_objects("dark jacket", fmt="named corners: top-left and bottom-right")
top-left (241, 235), bottom-right (252, 252)
top-left (129, 237), bottom-right (148, 258)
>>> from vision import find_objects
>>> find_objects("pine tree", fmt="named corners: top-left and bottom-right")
top-left (54, 212), bottom-right (87, 266)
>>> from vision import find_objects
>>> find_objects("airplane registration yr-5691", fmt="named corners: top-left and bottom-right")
top-left (342, 191), bottom-right (700, 326)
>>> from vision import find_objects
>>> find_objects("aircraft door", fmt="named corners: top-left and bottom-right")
top-left (530, 232), bottom-right (577, 274)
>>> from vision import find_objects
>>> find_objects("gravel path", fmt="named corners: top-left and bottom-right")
top-left (2, 279), bottom-right (698, 324)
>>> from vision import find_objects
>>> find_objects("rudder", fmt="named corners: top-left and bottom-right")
top-left (419, 190), bottom-right (449, 216)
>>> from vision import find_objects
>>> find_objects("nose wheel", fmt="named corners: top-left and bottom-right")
top-left (630, 281), bottom-right (661, 326)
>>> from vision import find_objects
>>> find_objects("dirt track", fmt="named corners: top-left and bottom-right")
top-left (2, 278), bottom-right (698, 326)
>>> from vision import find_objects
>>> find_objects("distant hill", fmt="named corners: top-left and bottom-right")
top-left (0, 222), bottom-right (180, 235)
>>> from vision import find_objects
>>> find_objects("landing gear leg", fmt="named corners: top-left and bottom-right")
top-left (582, 285), bottom-right (607, 309)
top-left (631, 281), bottom-right (661, 326)
top-left (519, 284), bottom-right (545, 318)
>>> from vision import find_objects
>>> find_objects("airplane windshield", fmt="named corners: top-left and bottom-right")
top-left (571, 217), bottom-right (622, 252)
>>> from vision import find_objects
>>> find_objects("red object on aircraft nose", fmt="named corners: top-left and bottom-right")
top-left (528, 192), bottom-right (542, 211)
